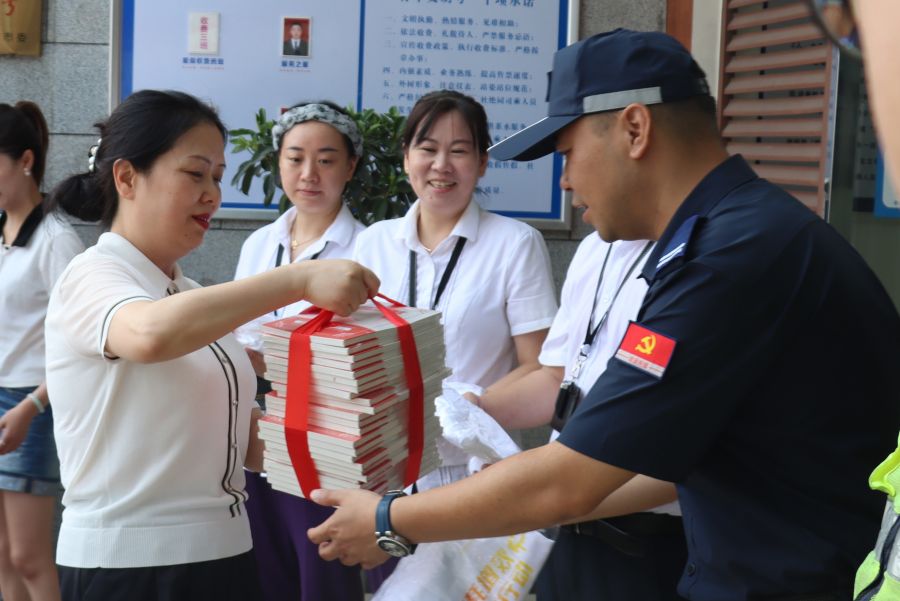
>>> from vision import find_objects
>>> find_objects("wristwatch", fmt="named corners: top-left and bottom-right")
top-left (375, 490), bottom-right (417, 557)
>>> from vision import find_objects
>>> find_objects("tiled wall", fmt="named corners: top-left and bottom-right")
top-left (2, 1), bottom-right (110, 193)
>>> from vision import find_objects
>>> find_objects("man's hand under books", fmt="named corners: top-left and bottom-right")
top-left (308, 488), bottom-right (389, 568)
top-left (296, 260), bottom-right (380, 316)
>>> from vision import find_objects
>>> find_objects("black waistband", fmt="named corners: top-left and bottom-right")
top-left (561, 513), bottom-right (683, 557)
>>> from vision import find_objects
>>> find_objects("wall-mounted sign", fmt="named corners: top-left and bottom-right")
top-left (188, 12), bottom-right (219, 55)
top-left (112, 0), bottom-right (577, 228)
top-left (0, 0), bottom-right (41, 56)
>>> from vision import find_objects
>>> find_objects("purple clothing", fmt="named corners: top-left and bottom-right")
top-left (244, 471), bottom-right (364, 601)
top-left (365, 557), bottom-right (399, 592)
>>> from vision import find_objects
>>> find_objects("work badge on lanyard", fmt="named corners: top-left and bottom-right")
top-left (551, 242), bottom-right (653, 431)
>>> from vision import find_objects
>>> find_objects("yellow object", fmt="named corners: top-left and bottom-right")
top-left (855, 551), bottom-right (881, 599)
top-left (871, 573), bottom-right (900, 601)
top-left (855, 437), bottom-right (900, 600)
top-left (870, 437), bottom-right (900, 512)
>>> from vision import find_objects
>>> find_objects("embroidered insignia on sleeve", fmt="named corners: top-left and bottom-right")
top-left (615, 322), bottom-right (676, 378)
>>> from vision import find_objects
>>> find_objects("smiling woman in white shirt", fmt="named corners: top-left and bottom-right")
top-left (354, 90), bottom-right (557, 392)
top-left (42, 90), bottom-right (377, 601)
top-left (232, 101), bottom-right (368, 601)
top-left (352, 90), bottom-right (558, 591)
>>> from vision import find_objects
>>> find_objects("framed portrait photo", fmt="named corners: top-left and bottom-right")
top-left (281, 16), bottom-right (311, 57)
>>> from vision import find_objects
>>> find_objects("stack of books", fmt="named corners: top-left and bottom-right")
top-left (257, 303), bottom-right (449, 498)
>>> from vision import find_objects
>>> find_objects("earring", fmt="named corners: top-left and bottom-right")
top-left (24, 168), bottom-right (31, 177)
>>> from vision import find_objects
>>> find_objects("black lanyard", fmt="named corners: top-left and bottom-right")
top-left (408, 237), bottom-right (467, 309)
top-left (272, 241), bottom-right (327, 316)
top-left (571, 241), bottom-right (653, 380)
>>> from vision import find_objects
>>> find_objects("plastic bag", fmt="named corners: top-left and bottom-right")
top-left (373, 382), bottom-right (554, 600)
top-left (371, 531), bottom-right (553, 601)
top-left (433, 382), bottom-right (521, 472)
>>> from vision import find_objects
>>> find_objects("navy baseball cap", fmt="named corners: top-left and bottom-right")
top-left (489, 29), bottom-right (710, 161)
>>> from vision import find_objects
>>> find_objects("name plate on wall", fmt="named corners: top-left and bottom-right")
top-left (0, 0), bottom-right (41, 56)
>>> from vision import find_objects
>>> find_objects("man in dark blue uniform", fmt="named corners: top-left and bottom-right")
top-left (308, 29), bottom-right (900, 601)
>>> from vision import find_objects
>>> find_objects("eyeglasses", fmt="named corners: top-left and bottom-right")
top-left (805, 0), bottom-right (862, 59)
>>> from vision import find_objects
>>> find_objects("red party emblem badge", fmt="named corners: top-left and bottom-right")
top-left (615, 322), bottom-right (676, 379)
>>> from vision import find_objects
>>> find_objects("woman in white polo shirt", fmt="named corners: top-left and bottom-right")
top-left (0, 101), bottom-right (83, 601)
top-left (233, 101), bottom-right (367, 601)
top-left (353, 92), bottom-right (558, 589)
top-left (42, 90), bottom-right (377, 601)
top-left (354, 90), bottom-right (557, 402)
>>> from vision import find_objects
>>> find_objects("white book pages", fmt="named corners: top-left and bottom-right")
top-left (261, 436), bottom-right (395, 469)
top-left (263, 322), bottom-right (445, 357)
top-left (263, 454), bottom-right (384, 484)
top-left (263, 344), bottom-right (448, 388)
top-left (263, 450), bottom-right (441, 498)
top-left (258, 417), bottom-right (441, 464)
top-left (263, 378), bottom-right (444, 421)
top-left (260, 303), bottom-right (441, 349)
top-left (265, 368), bottom-right (449, 406)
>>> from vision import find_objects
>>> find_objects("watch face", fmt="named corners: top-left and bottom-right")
top-left (376, 536), bottom-right (411, 558)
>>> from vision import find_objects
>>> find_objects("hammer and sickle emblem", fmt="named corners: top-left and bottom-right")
top-left (635, 335), bottom-right (656, 355)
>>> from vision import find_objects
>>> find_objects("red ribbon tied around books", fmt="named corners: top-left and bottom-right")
top-left (285, 294), bottom-right (426, 498)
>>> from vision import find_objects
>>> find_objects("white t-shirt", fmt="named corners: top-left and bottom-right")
top-left (540, 233), bottom-right (679, 515)
top-left (233, 204), bottom-right (365, 351)
top-left (45, 232), bottom-right (257, 568)
top-left (353, 199), bottom-right (558, 388)
top-left (0, 208), bottom-right (83, 387)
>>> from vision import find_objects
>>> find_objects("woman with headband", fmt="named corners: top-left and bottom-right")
top-left (233, 101), bottom-right (367, 601)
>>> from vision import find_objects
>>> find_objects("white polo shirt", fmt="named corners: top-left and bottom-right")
top-left (353, 199), bottom-right (557, 388)
top-left (233, 204), bottom-right (365, 351)
top-left (540, 235), bottom-right (652, 388)
top-left (0, 208), bottom-right (83, 388)
top-left (45, 232), bottom-right (257, 568)
top-left (539, 233), bottom-right (679, 515)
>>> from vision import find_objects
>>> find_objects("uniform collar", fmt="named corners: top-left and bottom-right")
top-left (97, 232), bottom-right (187, 293)
top-left (275, 204), bottom-right (358, 259)
top-left (641, 155), bottom-right (758, 283)
top-left (0, 202), bottom-right (45, 247)
top-left (398, 198), bottom-right (482, 251)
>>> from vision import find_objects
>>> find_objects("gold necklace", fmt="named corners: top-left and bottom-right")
top-left (290, 231), bottom-right (323, 250)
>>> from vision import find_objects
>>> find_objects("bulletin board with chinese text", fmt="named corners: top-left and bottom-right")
top-left (112, 0), bottom-right (576, 227)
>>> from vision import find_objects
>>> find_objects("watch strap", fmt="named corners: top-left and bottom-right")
top-left (376, 490), bottom-right (405, 536)
top-left (375, 490), bottom-right (417, 554)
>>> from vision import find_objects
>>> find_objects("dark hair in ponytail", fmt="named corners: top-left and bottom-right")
top-left (47, 90), bottom-right (227, 228)
top-left (0, 100), bottom-right (49, 187)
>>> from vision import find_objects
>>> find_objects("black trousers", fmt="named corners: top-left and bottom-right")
top-left (59, 551), bottom-right (263, 601)
top-left (535, 514), bottom-right (688, 601)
